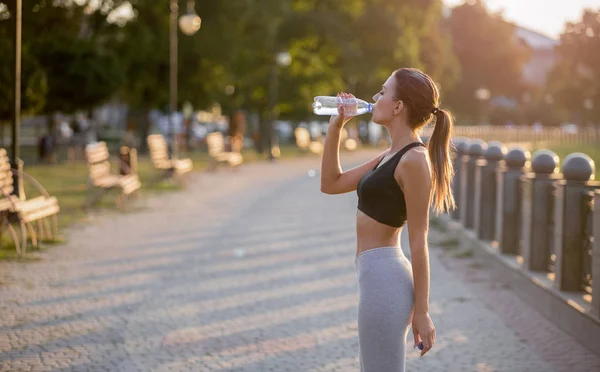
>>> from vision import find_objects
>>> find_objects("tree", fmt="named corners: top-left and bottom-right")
top-left (445, 0), bottom-right (530, 121)
top-left (0, 1), bottom-right (48, 121)
top-left (546, 8), bottom-right (600, 125)
top-left (0, 1), bottom-right (125, 125)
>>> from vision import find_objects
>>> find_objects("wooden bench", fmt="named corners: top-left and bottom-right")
top-left (206, 132), bottom-right (243, 170)
top-left (0, 149), bottom-right (60, 256)
top-left (147, 134), bottom-right (193, 183)
top-left (85, 142), bottom-right (142, 209)
top-left (294, 127), bottom-right (323, 154)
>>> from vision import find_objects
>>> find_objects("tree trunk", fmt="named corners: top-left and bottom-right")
top-left (45, 114), bottom-right (58, 164)
top-left (135, 108), bottom-right (152, 154)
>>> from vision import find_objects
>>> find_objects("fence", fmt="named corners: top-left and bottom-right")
top-left (449, 137), bottom-right (600, 318)
top-left (422, 125), bottom-right (600, 146)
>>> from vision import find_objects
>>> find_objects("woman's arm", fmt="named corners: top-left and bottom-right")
top-left (320, 94), bottom-right (386, 195)
top-left (395, 148), bottom-right (436, 356)
top-left (320, 124), bottom-right (385, 195)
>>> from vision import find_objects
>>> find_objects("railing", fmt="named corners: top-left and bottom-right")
top-left (449, 137), bottom-right (600, 317)
top-left (422, 126), bottom-right (600, 146)
top-left (548, 182), bottom-right (557, 274)
top-left (583, 191), bottom-right (594, 294)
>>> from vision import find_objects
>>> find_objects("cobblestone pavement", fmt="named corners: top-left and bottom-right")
top-left (1, 150), bottom-right (599, 371)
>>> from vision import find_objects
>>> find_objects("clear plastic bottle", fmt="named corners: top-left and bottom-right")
top-left (312, 96), bottom-right (373, 116)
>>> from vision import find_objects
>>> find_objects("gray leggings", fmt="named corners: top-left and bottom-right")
top-left (355, 247), bottom-right (414, 372)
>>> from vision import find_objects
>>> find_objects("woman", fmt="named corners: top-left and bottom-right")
top-left (320, 68), bottom-right (455, 371)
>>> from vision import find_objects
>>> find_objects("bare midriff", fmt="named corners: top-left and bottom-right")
top-left (356, 209), bottom-right (402, 257)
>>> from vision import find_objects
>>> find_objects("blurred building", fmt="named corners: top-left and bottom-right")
top-left (442, 5), bottom-right (559, 87)
top-left (515, 26), bottom-right (559, 86)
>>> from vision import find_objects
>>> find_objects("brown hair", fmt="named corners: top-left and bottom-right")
top-left (392, 68), bottom-right (456, 214)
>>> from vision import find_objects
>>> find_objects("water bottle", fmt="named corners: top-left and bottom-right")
top-left (312, 96), bottom-right (373, 116)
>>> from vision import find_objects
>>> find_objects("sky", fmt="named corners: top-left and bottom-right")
top-left (444, 0), bottom-right (600, 39)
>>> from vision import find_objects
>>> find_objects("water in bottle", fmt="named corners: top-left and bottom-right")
top-left (312, 96), bottom-right (373, 116)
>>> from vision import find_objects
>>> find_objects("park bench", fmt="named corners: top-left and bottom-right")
top-left (85, 141), bottom-right (141, 209)
top-left (294, 127), bottom-right (324, 154)
top-left (147, 134), bottom-right (193, 183)
top-left (0, 149), bottom-right (60, 256)
top-left (206, 132), bottom-right (243, 169)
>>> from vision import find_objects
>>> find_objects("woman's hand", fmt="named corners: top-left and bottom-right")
top-left (412, 311), bottom-right (436, 357)
top-left (329, 92), bottom-right (357, 129)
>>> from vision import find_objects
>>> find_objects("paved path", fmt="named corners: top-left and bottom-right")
top-left (1, 150), bottom-right (599, 371)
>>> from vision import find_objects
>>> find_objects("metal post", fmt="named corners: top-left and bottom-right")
top-left (520, 150), bottom-right (561, 271)
top-left (459, 153), bottom-right (469, 225)
top-left (10, 0), bottom-right (22, 197)
top-left (496, 147), bottom-right (530, 255)
top-left (266, 62), bottom-right (278, 161)
top-left (169, 0), bottom-right (178, 158)
top-left (451, 138), bottom-right (468, 220)
top-left (592, 190), bottom-right (600, 317)
top-left (474, 142), bottom-right (506, 241)
top-left (553, 153), bottom-right (600, 291)
top-left (461, 139), bottom-right (486, 229)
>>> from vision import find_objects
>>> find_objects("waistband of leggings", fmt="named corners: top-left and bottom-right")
top-left (355, 246), bottom-right (405, 263)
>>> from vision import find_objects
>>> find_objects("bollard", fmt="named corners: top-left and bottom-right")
top-left (474, 141), bottom-right (506, 241)
top-left (460, 139), bottom-right (486, 229)
top-left (593, 190), bottom-right (600, 317)
top-left (496, 147), bottom-right (530, 255)
top-left (553, 153), bottom-right (600, 291)
top-left (452, 138), bottom-right (468, 220)
top-left (520, 150), bottom-right (561, 271)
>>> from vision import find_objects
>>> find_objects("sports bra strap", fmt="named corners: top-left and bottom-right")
top-left (375, 142), bottom-right (425, 169)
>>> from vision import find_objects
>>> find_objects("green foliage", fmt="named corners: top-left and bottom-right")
top-left (118, 0), bottom-right (457, 122)
top-left (546, 8), bottom-right (600, 124)
top-left (0, 0), bottom-right (126, 119)
top-left (33, 34), bottom-right (123, 113)
top-left (445, 0), bottom-right (530, 120)
top-left (1, 0), bottom-right (547, 127)
top-left (112, 0), bottom-right (172, 110)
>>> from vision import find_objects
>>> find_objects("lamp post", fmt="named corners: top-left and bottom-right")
top-left (169, 0), bottom-right (201, 158)
top-left (10, 0), bottom-right (22, 197)
top-left (265, 51), bottom-right (291, 161)
top-left (584, 98), bottom-right (594, 125)
top-left (474, 88), bottom-right (491, 126)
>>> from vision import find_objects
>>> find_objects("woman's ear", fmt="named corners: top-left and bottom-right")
top-left (393, 100), bottom-right (404, 116)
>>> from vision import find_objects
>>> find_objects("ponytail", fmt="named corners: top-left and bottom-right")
top-left (428, 109), bottom-right (456, 214)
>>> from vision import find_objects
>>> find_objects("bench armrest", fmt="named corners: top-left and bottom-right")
top-left (11, 168), bottom-right (52, 198)
top-left (0, 182), bottom-right (19, 212)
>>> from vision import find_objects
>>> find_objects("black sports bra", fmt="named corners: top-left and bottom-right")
top-left (356, 142), bottom-right (426, 228)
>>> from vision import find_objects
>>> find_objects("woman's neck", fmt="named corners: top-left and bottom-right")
top-left (386, 120), bottom-right (421, 152)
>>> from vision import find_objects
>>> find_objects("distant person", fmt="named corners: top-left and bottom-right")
top-left (228, 110), bottom-right (247, 153)
top-left (38, 134), bottom-right (54, 164)
top-left (320, 68), bottom-right (454, 371)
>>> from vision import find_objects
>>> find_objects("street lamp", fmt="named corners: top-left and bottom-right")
top-left (275, 52), bottom-right (292, 67)
top-left (584, 98), bottom-right (594, 125)
top-left (475, 88), bottom-right (491, 101)
top-left (474, 88), bottom-right (491, 125)
top-left (169, 0), bottom-right (200, 158)
top-left (10, 0), bottom-right (22, 197)
top-left (266, 51), bottom-right (292, 160)
top-left (178, 2), bottom-right (201, 36)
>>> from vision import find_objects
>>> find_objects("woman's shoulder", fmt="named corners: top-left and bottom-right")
top-left (395, 145), bottom-right (431, 183)
top-left (399, 144), bottom-right (428, 167)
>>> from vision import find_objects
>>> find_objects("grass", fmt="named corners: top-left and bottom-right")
top-left (529, 143), bottom-right (600, 180)
top-left (0, 143), bottom-right (326, 260)
top-left (436, 237), bottom-right (460, 250)
top-left (451, 247), bottom-right (473, 259)
top-left (428, 216), bottom-right (447, 232)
